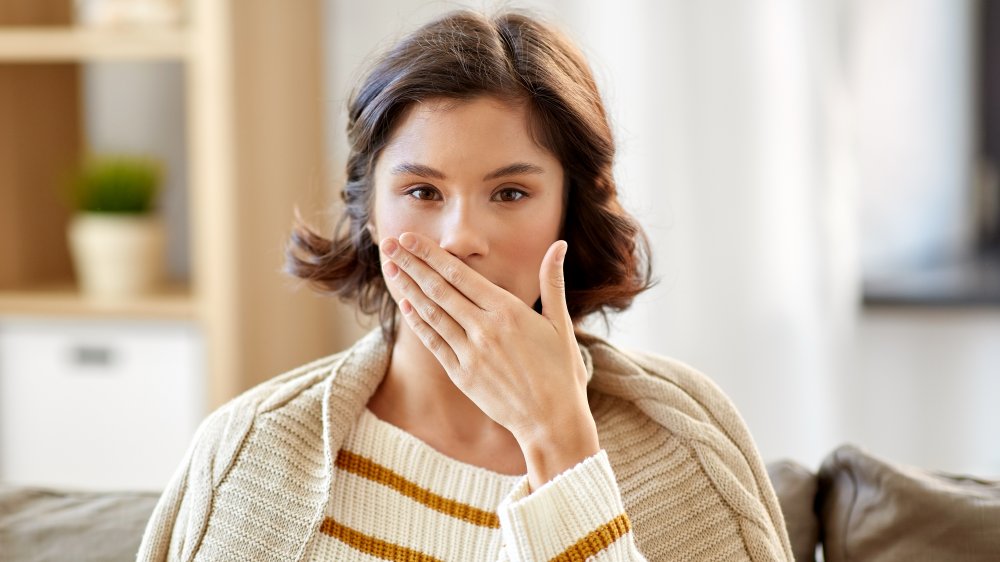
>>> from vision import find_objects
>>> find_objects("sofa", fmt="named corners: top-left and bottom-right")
top-left (1, 444), bottom-right (998, 561)
top-left (769, 444), bottom-right (1000, 561)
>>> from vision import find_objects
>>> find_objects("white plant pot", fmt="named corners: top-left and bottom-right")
top-left (74, 0), bottom-right (185, 28)
top-left (68, 213), bottom-right (167, 300)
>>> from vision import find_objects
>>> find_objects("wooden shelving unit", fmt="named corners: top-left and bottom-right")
top-left (0, 0), bottom-right (349, 411)
top-left (0, 26), bottom-right (189, 61)
top-left (0, 282), bottom-right (195, 320)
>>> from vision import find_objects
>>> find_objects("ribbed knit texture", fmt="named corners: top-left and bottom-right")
top-left (137, 329), bottom-right (794, 562)
top-left (306, 408), bottom-right (521, 560)
top-left (304, 408), bottom-right (639, 561)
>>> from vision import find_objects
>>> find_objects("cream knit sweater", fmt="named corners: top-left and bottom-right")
top-left (137, 329), bottom-right (792, 561)
top-left (306, 407), bottom-right (633, 560)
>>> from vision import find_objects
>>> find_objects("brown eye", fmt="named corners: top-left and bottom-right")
top-left (492, 188), bottom-right (527, 202)
top-left (406, 187), bottom-right (440, 201)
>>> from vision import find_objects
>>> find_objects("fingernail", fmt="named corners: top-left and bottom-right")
top-left (400, 233), bottom-right (417, 250)
top-left (383, 261), bottom-right (399, 278)
top-left (381, 238), bottom-right (398, 256)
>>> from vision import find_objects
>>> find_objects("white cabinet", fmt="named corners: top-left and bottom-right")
top-left (0, 316), bottom-right (204, 491)
top-left (0, 2), bottom-right (340, 491)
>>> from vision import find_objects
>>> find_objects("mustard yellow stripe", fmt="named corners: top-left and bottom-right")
top-left (335, 448), bottom-right (501, 528)
top-left (320, 517), bottom-right (443, 562)
top-left (549, 513), bottom-right (632, 562)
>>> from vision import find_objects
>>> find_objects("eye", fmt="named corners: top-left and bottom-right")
top-left (492, 187), bottom-right (527, 202)
top-left (405, 186), bottom-right (441, 201)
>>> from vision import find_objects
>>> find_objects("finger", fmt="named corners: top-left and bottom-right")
top-left (398, 298), bottom-right (461, 372)
top-left (382, 258), bottom-right (468, 349)
top-left (382, 236), bottom-right (483, 324)
top-left (539, 240), bottom-right (572, 330)
top-left (383, 235), bottom-right (498, 323)
top-left (397, 232), bottom-right (515, 310)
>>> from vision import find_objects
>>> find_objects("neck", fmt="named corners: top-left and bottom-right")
top-left (369, 320), bottom-right (509, 444)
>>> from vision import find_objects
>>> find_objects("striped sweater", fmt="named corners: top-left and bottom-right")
top-left (137, 329), bottom-right (793, 561)
top-left (306, 407), bottom-right (634, 561)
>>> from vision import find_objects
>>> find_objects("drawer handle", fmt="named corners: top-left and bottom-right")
top-left (71, 345), bottom-right (114, 367)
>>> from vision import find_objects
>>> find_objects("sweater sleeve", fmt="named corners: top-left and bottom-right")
top-left (134, 414), bottom-right (212, 562)
top-left (135, 398), bottom-right (255, 562)
top-left (494, 449), bottom-right (648, 562)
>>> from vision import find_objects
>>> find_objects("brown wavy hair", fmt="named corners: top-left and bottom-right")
top-left (286, 9), bottom-right (653, 342)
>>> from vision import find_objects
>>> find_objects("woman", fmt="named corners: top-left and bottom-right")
top-left (138, 10), bottom-right (792, 562)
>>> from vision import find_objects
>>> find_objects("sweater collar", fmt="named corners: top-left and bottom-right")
top-left (319, 328), bottom-right (597, 469)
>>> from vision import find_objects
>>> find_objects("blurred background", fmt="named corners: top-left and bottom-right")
top-left (0, 0), bottom-right (997, 492)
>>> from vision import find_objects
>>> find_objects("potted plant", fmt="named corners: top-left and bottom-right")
top-left (74, 0), bottom-right (186, 28)
top-left (65, 154), bottom-right (167, 299)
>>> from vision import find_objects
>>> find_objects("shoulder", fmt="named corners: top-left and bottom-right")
top-left (186, 328), bottom-right (389, 485)
top-left (579, 333), bottom-right (747, 438)
top-left (580, 333), bottom-right (762, 483)
top-left (578, 334), bottom-right (793, 561)
top-left (139, 346), bottom-right (358, 561)
top-left (185, 348), bottom-right (352, 487)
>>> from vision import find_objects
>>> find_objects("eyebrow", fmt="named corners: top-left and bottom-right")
top-left (390, 162), bottom-right (446, 180)
top-left (390, 161), bottom-right (545, 181)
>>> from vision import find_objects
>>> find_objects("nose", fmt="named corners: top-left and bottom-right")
top-left (437, 202), bottom-right (489, 261)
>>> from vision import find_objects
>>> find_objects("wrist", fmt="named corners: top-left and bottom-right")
top-left (517, 411), bottom-right (600, 492)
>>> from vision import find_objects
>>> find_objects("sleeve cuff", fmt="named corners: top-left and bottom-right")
top-left (497, 449), bottom-right (630, 561)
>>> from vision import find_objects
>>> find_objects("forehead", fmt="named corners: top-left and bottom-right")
top-left (375, 96), bottom-right (560, 173)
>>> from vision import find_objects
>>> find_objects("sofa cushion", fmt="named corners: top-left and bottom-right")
top-left (818, 444), bottom-right (1000, 562)
top-left (0, 484), bottom-right (159, 562)
top-left (767, 459), bottom-right (819, 562)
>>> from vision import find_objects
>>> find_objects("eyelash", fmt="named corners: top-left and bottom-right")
top-left (403, 186), bottom-right (528, 203)
top-left (405, 187), bottom-right (440, 201)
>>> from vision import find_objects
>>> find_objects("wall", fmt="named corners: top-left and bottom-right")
top-left (322, 0), bottom-right (998, 476)
top-left (847, 308), bottom-right (1000, 475)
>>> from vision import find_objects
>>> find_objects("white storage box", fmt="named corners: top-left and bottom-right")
top-left (0, 316), bottom-right (205, 491)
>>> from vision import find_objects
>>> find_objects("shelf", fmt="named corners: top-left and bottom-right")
top-left (0, 26), bottom-right (189, 62)
top-left (0, 1), bottom-right (344, 411)
top-left (0, 282), bottom-right (196, 320)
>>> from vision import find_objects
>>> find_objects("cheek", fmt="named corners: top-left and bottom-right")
top-left (372, 199), bottom-right (431, 249)
top-left (503, 211), bottom-right (563, 301)
top-left (372, 199), bottom-right (435, 303)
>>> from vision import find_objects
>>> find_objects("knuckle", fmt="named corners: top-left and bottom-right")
top-left (415, 241), bottom-right (430, 260)
top-left (470, 328), bottom-right (496, 350)
top-left (424, 332), bottom-right (444, 354)
top-left (426, 279), bottom-right (447, 301)
top-left (395, 276), bottom-right (410, 292)
top-left (423, 303), bottom-right (441, 325)
top-left (443, 263), bottom-right (463, 286)
top-left (412, 320), bottom-right (430, 340)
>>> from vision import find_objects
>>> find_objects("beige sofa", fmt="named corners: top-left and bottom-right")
top-left (1, 444), bottom-right (998, 561)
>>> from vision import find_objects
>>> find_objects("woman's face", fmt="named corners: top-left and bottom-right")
top-left (370, 96), bottom-right (565, 309)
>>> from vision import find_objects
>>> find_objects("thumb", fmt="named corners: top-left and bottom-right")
top-left (539, 240), bottom-right (572, 329)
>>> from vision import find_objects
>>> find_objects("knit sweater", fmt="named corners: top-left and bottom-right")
top-left (137, 329), bottom-right (793, 561)
top-left (305, 407), bottom-right (631, 561)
